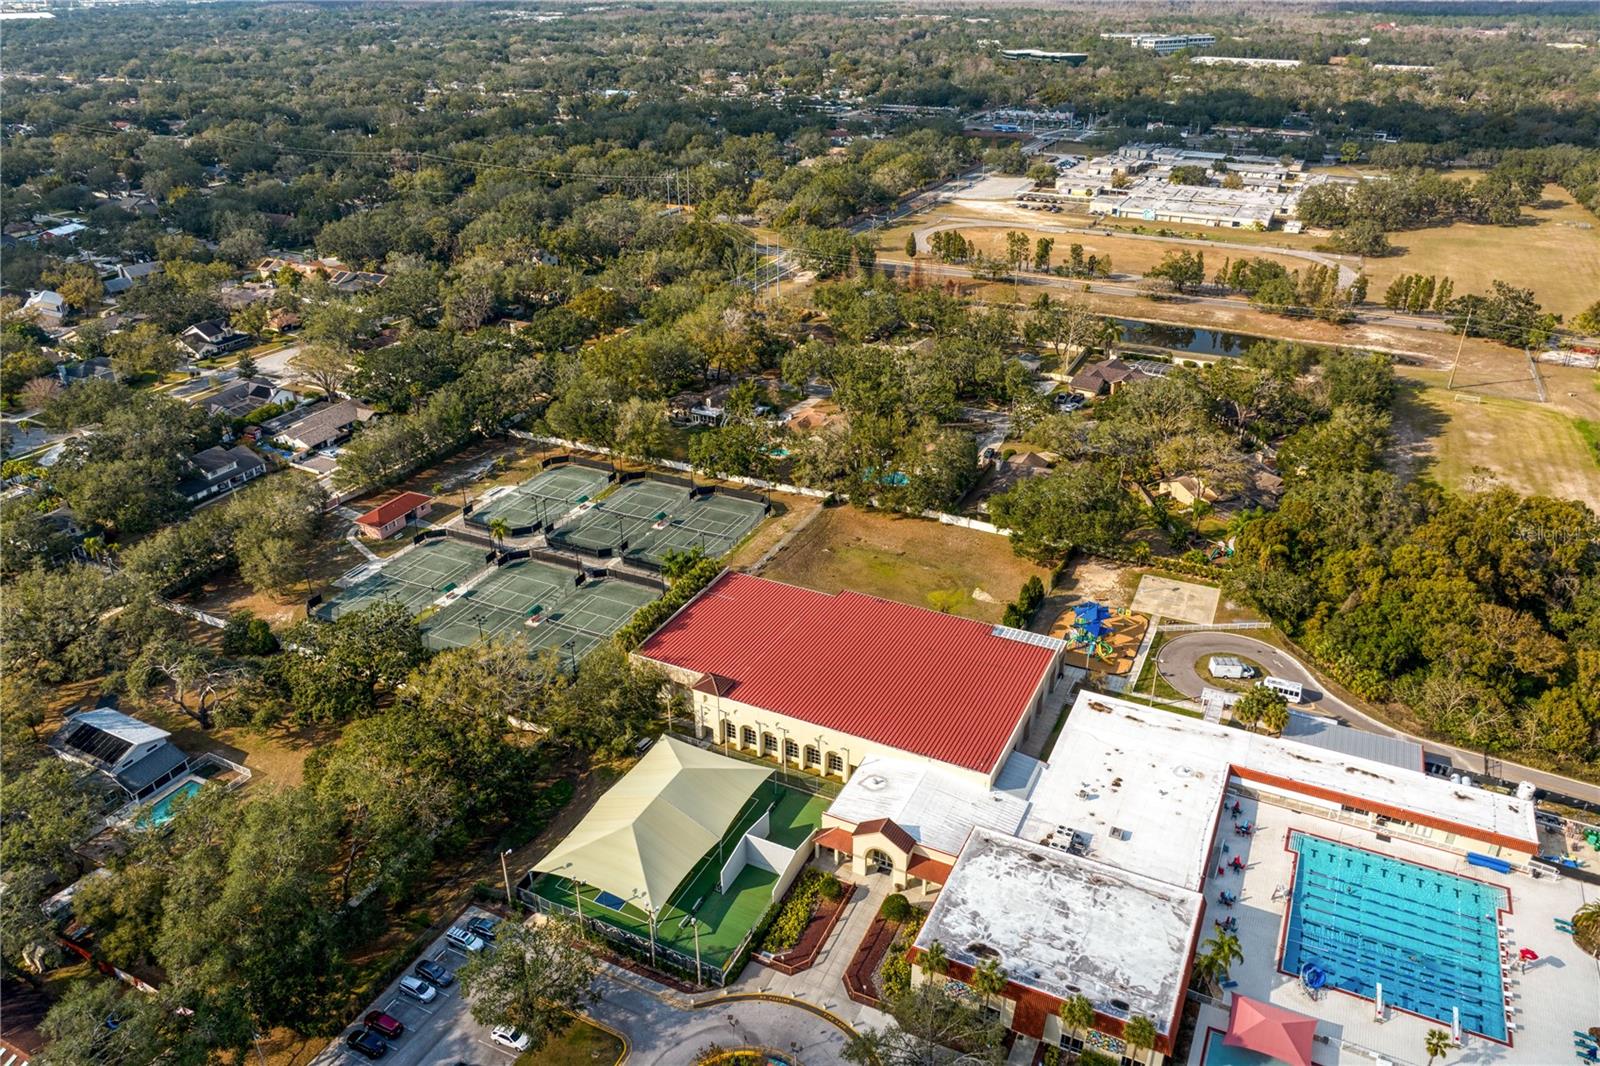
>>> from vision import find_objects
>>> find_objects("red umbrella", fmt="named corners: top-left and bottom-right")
top-left (1519, 948), bottom-right (1540, 961)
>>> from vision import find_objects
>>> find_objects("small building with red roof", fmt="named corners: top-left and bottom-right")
top-left (633, 571), bottom-right (1068, 787)
top-left (354, 491), bottom-right (433, 540)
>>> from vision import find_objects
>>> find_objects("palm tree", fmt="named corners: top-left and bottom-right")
top-left (920, 939), bottom-right (949, 978)
top-left (1122, 1015), bottom-right (1158, 1066)
top-left (487, 517), bottom-right (510, 550)
top-left (1060, 993), bottom-right (1096, 1046)
top-left (1201, 931), bottom-right (1244, 989)
top-left (1573, 901), bottom-right (1600, 957)
top-left (1424, 1028), bottom-right (1453, 1066)
top-left (971, 957), bottom-right (1007, 1019)
top-left (1093, 316), bottom-right (1122, 358)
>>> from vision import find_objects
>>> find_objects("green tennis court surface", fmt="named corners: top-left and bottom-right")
top-left (530, 785), bottom-right (827, 969)
top-left (421, 557), bottom-right (658, 658)
top-left (546, 478), bottom-right (767, 567)
top-left (468, 464), bottom-right (612, 534)
top-left (315, 539), bottom-right (489, 621)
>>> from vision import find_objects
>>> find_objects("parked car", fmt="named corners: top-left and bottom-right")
top-left (364, 1011), bottom-right (404, 1039)
top-left (346, 1029), bottom-right (388, 1060)
top-left (445, 926), bottom-right (485, 953)
top-left (464, 915), bottom-right (500, 943)
top-left (397, 975), bottom-right (437, 1003)
top-left (414, 958), bottom-right (455, 987)
top-left (492, 1026), bottom-right (532, 1052)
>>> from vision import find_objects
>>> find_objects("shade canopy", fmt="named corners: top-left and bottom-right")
top-left (1224, 995), bottom-right (1318, 1066)
top-left (533, 737), bottom-right (771, 913)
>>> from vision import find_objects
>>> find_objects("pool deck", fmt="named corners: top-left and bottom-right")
top-left (1188, 793), bottom-right (1599, 1066)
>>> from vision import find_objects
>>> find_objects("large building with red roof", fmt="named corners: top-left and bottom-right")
top-left (633, 572), bottom-right (1068, 787)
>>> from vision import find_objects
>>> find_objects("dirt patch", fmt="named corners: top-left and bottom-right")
top-left (724, 490), bottom-right (824, 572)
top-left (757, 504), bottom-right (1050, 622)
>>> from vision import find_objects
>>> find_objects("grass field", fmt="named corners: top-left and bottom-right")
top-left (756, 504), bottom-right (1051, 622)
top-left (921, 223), bottom-right (1325, 279)
top-left (1391, 372), bottom-right (1600, 502)
top-left (519, 1020), bottom-right (625, 1066)
top-left (1360, 184), bottom-right (1600, 319)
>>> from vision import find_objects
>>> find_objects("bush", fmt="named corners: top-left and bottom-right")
top-left (760, 868), bottom-right (834, 953)
top-left (1000, 575), bottom-right (1047, 629)
top-left (221, 609), bottom-right (279, 656)
top-left (819, 875), bottom-right (844, 903)
top-left (879, 893), bottom-right (914, 923)
top-left (880, 950), bottom-right (912, 997)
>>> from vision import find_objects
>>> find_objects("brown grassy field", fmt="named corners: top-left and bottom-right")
top-left (1391, 365), bottom-right (1600, 502)
top-left (1363, 184), bottom-right (1600, 319)
top-left (927, 224), bottom-right (1317, 278)
top-left (755, 503), bottom-right (1050, 621)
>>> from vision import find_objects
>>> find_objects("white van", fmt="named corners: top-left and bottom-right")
top-left (1209, 655), bottom-right (1254, 680)
top-left (1260, 676), bottom-right (1304, 703)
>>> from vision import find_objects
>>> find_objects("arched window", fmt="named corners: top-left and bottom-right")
top-left (865, 848), bottom-right (893, 873)
top-left (826, 752), bottom-right (844, 775)
top-left (761, 732), bottom-right (777, 755)
top-left (722, 721), bottom-right (736, 743)
top-left (741, 726), bottom-right (757, 748)
top-left (784, 739), bottom-right (799, 761)
top-left (803, 744), bottom-right (820, 767)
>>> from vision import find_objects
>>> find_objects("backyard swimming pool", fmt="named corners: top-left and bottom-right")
top-left (1283, 832), bottom-right (1508, 1041)
top-left (140, 778), bottom-right (203, 828)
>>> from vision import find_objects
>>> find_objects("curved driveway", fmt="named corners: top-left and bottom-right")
top-left (588, 976), bottom-right (855, 1065)
top-left (1153, 632), bottom-right (1600, 808)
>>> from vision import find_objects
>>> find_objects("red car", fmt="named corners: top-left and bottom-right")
top-left (364, 1011), bottom-right (404, 1040)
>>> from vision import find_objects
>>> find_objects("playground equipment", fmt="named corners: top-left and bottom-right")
top-left (1066, 601), bottom-right (1118, 664)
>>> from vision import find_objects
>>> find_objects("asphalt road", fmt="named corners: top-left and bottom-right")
top-left (1153, 631), bottom-right (1600, 809)
top-left (588, 975), bottom-right (853, 1065)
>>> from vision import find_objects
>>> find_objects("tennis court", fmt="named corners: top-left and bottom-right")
top-left (315, 539), bottom-right (489, 621)
top-left (421, 556), bottom-right (659, 659)
top-left (547, 478), bottom-right (767, 567)
top-left (468, 463), bottom-right (612, 534)
top-left (530, 784), bottom-right (827, 971)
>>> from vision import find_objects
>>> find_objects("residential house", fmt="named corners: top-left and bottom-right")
top-left (101, 260), bottom-right (163, 295)
top-left (1156, 474), bottom-right (1221, 509)
top-left (202, 377), bottom-right (299, 421)
top-left (22, 290), bottom-right (67, 327)
top-left (268, 399), bottom-right (376, 453)
top-left (57, 357), bottom-right (115, 385)
top-left (49, 707), bottom-right (191, 802)
top-left (176, 444), bottom-right (268, 502)
top-left (255, 254), bottom-right (388, 294)
top-left (180, 319), bottom-right (252, 359)
top-left (1068, 357), bottom-right (1152, 399)
top-left (354, 491), bottom-right (433, 539)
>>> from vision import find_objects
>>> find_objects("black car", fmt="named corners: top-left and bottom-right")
top-left (347, 1029), bottom-right (388, 1060)
top-left (414, 958), bottom-right (456, 987)
top-left (464, 916), bottom-right (500, 942)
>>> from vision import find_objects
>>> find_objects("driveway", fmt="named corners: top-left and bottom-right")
top-left (590, 973), bottom-right (854, 1066)
top-left (1154, 631), bottom-right (1600, 808)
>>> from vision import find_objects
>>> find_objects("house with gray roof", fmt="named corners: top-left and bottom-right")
top-left (49, 708), bottom-right (191, 801)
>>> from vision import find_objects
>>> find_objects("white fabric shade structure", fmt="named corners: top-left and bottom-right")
top-left (533, 737), bottom-right (772, 914)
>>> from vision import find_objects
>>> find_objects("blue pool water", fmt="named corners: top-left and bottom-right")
top-left (140, 779), bottom-right (203, 828)
top-left (1283, 832), bottom-right (1508, 1041)
top-left (1199, 1029), bottom-right (1276, 1066)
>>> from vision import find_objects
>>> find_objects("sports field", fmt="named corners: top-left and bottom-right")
top-left (467, 463), bottom-right (612, 535)
top-left (547, 478), bottom-right (768, 567)
top-left (420, 557), bottom-right (659, 658)
top-left (530, 784), bottom-right (826, 971)
top-left (314, 539), bottom-right (489, 621)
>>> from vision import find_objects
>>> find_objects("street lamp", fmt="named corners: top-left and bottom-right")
top-left (500, 847), bottom-right (514, 908)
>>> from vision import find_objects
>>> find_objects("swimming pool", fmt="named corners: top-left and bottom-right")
top-left (1283, 832), bottom-right (1508, 1041)
top-left (140, 779), bottom-right (204, 828)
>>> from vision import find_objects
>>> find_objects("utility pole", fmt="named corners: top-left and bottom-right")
top-left (500, 847), bottom-right (515, 908)
top-left (1446, 307), bottom-right (1471, 391)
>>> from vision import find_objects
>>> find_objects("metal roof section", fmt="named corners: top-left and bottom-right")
top-left (636, 572), bottom-right (1060, 774)
top-left (1280, 711), bottom-right (1424, 771)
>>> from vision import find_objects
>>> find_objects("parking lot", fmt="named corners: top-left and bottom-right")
top-left (311, 905), bottom-right (522, 1066)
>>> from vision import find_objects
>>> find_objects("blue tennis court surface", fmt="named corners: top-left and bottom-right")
top-left (1283, 832), bottom-right (1508, 1041)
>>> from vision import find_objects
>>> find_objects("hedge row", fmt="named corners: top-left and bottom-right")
top-left (614, 558), bottom-right (725, 651)
top-left (760, 868), bottom-right (842, 953)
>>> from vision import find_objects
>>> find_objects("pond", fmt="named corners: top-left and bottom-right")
top-left (1113, 318), bottom-right (1273, 356)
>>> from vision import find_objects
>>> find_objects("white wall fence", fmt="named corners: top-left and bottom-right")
top-left (510, 432), bottom-right (1010, 536)
top-left (1155, 621), bottom-right (1273, 632)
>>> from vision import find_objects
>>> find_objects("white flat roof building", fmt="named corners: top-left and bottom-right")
top-left (1133, 33), bottom-right (1217, 55)
top-left (1192, 56), bottom-right (1304, 68)
top-left (825, 753), bottom-right (1033, 858)
top-left (914, 829), bottom-right (1203, 1043)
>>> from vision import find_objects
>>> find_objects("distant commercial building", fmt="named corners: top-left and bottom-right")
top-left (1133, 33), bottom-right (1216, 55)
top-left (1192, 55), bottom-right (1303, 68)
top-left (999, 48), bottom-right (1088, 66)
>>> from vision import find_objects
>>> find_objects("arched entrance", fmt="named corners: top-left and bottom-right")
top-left (865, 848), bottom-right (894, 874)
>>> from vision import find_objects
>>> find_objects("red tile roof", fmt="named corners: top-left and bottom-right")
top-left (636, 573), bottom-right (1059, 774)
top-left (814, 827), bottom-right (854, 853)
top-left (855, 817), bottom-right (917, 854)
top-left (356, 491), bottom-right (431, 528)
top-left (906, 854), bottom-right (955, 886)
